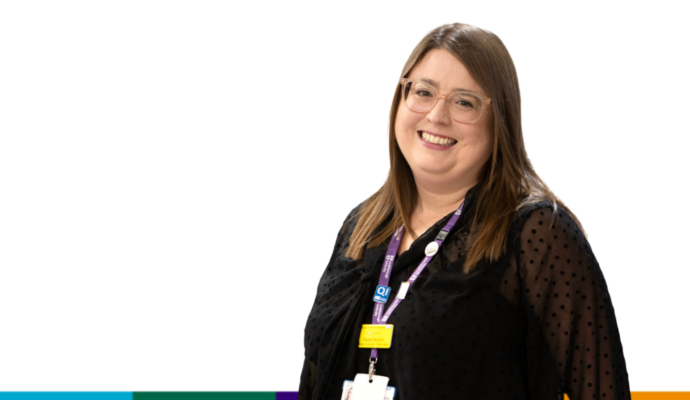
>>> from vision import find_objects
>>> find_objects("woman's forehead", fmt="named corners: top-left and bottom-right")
top-left (408, 49), bottom-right (484, 94)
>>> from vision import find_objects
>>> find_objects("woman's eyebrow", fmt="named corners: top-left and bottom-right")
top-left (419, 77), bottom-right (475, 93)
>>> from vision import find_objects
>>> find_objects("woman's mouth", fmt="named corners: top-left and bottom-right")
top-left (419, 131), bottom-right (457, 146)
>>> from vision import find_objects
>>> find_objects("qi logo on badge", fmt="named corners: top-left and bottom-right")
top-left (373, 285), bottom-right (391, 303)
top-left (425, 241), bottom-right (439, 256)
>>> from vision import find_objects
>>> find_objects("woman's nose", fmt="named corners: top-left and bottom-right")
top-left (426, 97), bottom-right (451, 125)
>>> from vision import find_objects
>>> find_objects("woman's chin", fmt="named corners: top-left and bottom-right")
top-left (412, 163), bottom-right (457, 180)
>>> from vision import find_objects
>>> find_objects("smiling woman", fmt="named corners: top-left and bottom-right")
top-left (393, 49), bottom-right (495, 253)
top-left (299, 23), bottom-right (631, 400)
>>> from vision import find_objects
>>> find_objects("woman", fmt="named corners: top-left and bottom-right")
top-left (299, 23), bottom-right (630, 400)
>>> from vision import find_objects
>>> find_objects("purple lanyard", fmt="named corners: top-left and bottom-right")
top-left (369, 201), bottom-right (465, 360)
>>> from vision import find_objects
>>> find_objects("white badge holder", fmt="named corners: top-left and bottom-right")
top-left (342, 373), bottom-right (390, 400)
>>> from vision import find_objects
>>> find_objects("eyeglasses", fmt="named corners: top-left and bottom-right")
top-left (400, 78), bottom-right (492, 124)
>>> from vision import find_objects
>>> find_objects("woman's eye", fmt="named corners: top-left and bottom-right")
top-left (457, 99), bottom-right (475, 108)
top-left (415, 90), bottom-right (433, 97)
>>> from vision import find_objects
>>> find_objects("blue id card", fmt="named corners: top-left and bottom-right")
top-left (373, 285), bottom-right (391, 303)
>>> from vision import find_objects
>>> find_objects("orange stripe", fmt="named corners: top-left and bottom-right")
top-left (563, 393), bottom-right (690, 400)
top-left (633, 394), bottom-right (690, 400)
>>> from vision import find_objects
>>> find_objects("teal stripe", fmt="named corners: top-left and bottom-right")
top-left (0, 394), bottom-right (133, 400)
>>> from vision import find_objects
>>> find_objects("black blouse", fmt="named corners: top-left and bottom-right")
top-left (299, 185), bottom-right (631, 400)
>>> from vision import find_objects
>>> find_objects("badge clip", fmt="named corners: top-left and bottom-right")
top-left (368, 357), bottom-right (377, 383)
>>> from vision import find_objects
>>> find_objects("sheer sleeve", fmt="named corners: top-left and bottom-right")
top-left (510, 204), bottom-right (631, 399)
top-left (298, 204), bottom-right (362, 400)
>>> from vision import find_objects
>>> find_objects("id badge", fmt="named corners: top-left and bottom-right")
top-left (358, 324), bottom-right (394, 348)
top-left (341, 374), bottom-right (396, 400)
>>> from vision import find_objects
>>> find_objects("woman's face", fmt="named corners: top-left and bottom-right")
top-left (395, 48), bottom-right (494, 190)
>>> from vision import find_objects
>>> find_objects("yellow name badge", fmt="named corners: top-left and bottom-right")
top-left (358, 324), bottom-right (394, 348)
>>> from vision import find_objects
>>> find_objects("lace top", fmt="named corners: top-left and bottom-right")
top-left (299, 185), bottom-right (631, 399)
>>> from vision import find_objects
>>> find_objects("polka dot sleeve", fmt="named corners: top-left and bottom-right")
top-left (515, 205), bottom-right (631, 399)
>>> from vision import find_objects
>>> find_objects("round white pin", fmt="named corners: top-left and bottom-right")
top-left (425, 241), bottom-right (439, 256)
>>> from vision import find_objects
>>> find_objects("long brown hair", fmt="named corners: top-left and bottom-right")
top-left (345, 23), bottom-right (582, 273)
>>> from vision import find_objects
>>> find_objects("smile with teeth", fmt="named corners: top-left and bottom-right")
top-left (420, 131), bottom-right (457, 146)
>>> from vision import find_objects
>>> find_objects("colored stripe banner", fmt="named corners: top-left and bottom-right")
top-left (0, 394), bottom-right (295, 400)
top-left (0, 392), bottom-right (688, 399)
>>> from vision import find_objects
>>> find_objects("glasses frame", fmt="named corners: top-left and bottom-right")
top-left (400, 78), bottom-right (492, 124)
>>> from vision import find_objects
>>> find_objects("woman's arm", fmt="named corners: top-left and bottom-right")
top-left (514, 205), bottom-right (631, 399)
top-left (298, 204), bottom-right (362, 400)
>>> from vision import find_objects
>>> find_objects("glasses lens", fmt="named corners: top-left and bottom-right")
top-left (403, 80), bottom-right (487, 123)
top-left (405, 81), bottom-right (437, 112)
top-left (448, 92), bottom-right (484, 123)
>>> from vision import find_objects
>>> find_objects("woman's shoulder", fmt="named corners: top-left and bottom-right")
top-left (346, 201), bottom-right (365, 223)
top-left (514, 198), bottom-right (554, 220)
top-left (510, 197), bottom-right (583, 240)
top-left (333, 201), bottom-right (365, 243)
top-left (507, 197), bottom-right (589, 268)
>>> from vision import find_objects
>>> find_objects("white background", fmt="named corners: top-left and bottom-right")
top-left (1, 0), bottom-right (688, 392)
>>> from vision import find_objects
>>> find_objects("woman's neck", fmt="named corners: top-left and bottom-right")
top-left (410, 178), bottom-right (475, 236)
